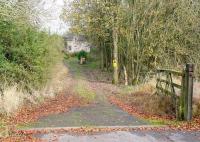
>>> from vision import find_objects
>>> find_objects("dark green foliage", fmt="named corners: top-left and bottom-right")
top-left (0, 19), bottom-right (63, 92)
top-left (77, 50), bottom-right (88, 60)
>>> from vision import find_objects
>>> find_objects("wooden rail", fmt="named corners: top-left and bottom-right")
top-left (156, 64), bottom-right (194, 121)
top-left (157, 79), bottom-right (182, 89)
top-left (157, 69), bottom-right (183, 76)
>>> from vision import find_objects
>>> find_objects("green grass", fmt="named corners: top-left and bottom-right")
top-left (66, 56), bottom-right (99, 69)
top-left (74, 80), bottom-right (96, 102)
top-left (145, 118), bottom-right (182, 126)
top-left (0, 119), bottom-right (8, 137)
top-left (65, 56), bottom-right (100, 79)
top-left (16, 122), bottom-right (35, 130)
top-left (147, 119), bottom-right (168, 125)
top-left (64, 55), bottom-right (98, 102)
top-left (83, 60), bottom-right (99, 69)
top-left (65, 58), bottom-right (82, 77)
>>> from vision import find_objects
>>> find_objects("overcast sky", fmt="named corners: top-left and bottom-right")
top-left (40, 0), bottom-right (69, 35)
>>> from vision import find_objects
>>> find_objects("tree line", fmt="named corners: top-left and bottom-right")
top-left (65, 0), bottom-right (200, 85)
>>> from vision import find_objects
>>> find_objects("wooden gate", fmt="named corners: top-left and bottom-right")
top-left (156, 64), bottom-right (194, 121)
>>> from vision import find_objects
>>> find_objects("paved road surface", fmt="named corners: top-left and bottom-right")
top-left (23, 58), bottom-right (200, 142)
top-left (29, 58), bottom-right (148, 128)
top-left (36, 131), bottom-right (200, 142)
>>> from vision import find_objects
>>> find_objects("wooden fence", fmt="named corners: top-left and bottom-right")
top-left (156, 64), bottom-right (194, 121)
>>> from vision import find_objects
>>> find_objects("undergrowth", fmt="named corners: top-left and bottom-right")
top-left (117, 82), bottom-right (176, 117)
top-left (116, 80), bottom-right (200, 123)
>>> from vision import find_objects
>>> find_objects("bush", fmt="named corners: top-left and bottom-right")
top-left (0, 20), bottom-right (64, 93)
top-left (77, 50), bottom-right (87, 60)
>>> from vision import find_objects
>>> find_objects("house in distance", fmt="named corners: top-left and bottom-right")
top-left (64, 33), bottom-right (91, 53)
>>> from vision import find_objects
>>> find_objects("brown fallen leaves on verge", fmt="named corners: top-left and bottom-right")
top-left (0, 135), bottom-right (43, 142)
top-left (2, 92), bottom-right (83, 142)
top-left (9, 93), bottom-right (82, 126)
top-left (109, 96), bottom-right (200, 131)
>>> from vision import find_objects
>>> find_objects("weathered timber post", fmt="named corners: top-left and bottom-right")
top-left (179, 70), bottom-right (185, 120)
top-left (184, 64), bottom-right (194, 121)
top-left (80, 57), bottom-right (86, 65)
top-left (176, 96), bottom-right (181, 120)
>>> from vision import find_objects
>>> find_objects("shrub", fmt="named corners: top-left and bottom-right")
top-left (0, 20), bottom-right (64, 93)
top-left (77, 50), bottom-right (87, 60)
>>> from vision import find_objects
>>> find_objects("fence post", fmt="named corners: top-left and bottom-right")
top-left (179, 70), bottom-right (185, 120)
top-left (184, 64), bottom-right (194, 121)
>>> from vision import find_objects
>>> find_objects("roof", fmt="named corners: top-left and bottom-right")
top-left (64, 33), bottom-right (86, 42)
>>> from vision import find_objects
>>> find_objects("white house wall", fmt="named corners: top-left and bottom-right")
top-left (67, 40), bottom-right (91, 53)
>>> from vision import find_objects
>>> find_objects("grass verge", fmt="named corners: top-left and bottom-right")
top-left (109, 81), bottom-right (200, 130)
top-left (74, 80), bottom-right (96, 103)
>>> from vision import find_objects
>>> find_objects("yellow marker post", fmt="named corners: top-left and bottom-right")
top-left (113, 60), bottom-right (118, 68)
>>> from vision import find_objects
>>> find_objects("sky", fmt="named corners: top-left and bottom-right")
top-left (40, 0), bottom-right (69, 35)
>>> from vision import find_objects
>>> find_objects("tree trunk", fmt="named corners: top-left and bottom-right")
top-left (123, 65), bottom-right (128, 86)
top-left (100, 42), bottom-right (104, 70)
top-left (112, 27), bottom-right (119, 84)
top-left (104, 46), bottom-right (109, 70)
